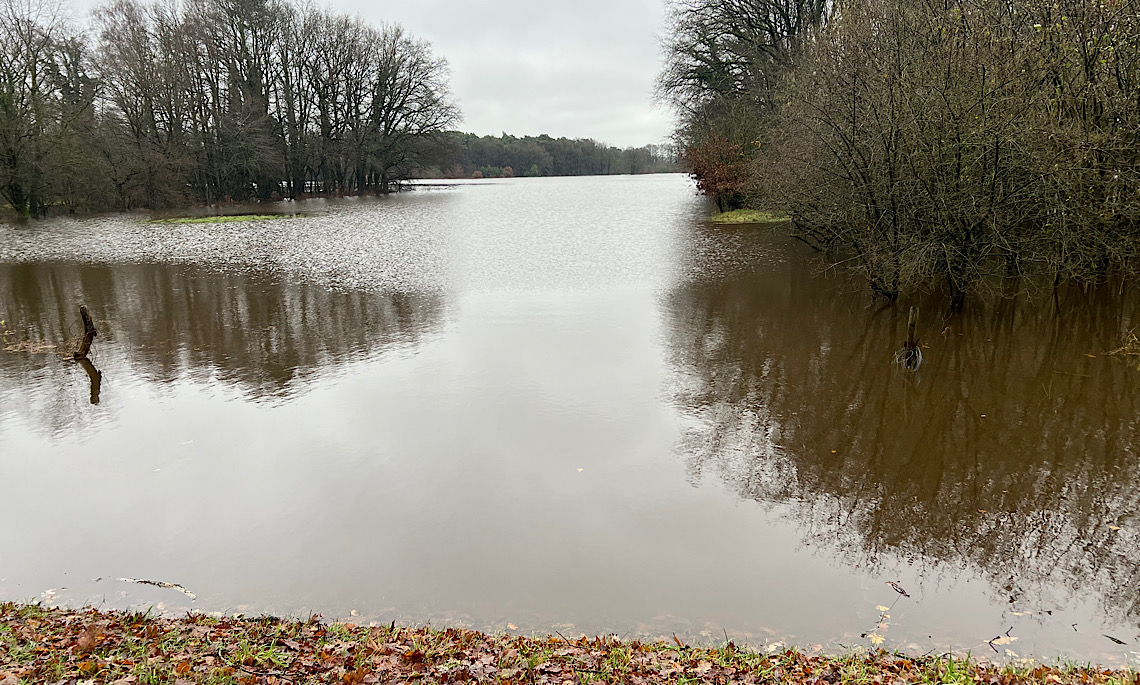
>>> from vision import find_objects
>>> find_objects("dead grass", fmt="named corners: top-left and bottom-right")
top-left (2, 339), bottom-right (58, 354)
top-left (710, 209), bottom-right (791, 224)
top-left (2, 336), bottom-right (86, 358)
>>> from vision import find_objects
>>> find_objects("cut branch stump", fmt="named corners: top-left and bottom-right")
top-left (75, 305), bottom-right (97, 359)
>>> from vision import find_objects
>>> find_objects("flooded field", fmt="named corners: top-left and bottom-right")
top-left (1, 175), bottom-right (1138, 665)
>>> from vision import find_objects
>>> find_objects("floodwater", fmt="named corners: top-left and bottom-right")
top-left (1, 174), bottom-right (1139, 665)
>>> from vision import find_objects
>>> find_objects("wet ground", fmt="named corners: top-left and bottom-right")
top-left (1, 175), bottom-right (1138, 665)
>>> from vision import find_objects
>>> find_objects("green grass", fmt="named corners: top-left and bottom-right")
top-left (710, 208), bottom-right (791, 224)
top-left (149, 214), bottom-right (292, 224)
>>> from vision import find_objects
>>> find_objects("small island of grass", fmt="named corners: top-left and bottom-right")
top-left (710, 209), bottom-right (790, 224)
top-left (149, 214), bottom-right (292, 225)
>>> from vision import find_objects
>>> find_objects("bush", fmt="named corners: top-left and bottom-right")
top-left (759, 0), bottom-right (1140, 307)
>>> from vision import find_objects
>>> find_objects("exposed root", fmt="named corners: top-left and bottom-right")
top-left (1110, 329), bottom-right (1140, 356)
top-left (1109, 329), bottom-right (1140, 368)
top-left (893, 345), bottom-right (923, 370)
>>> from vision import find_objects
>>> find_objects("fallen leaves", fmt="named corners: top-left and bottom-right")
top-left (75, 624), bottom-right (100, 652)
top-left (2, 602), bottom-right (1139, 685)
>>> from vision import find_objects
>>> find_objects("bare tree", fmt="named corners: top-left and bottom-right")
top-left (759, 0), bottom-right (1140, 308)
top-left (657, 0), bottom-right (829, 211)
top-left (0, 0), bottom-right (84, 217)
top-left (0, 0), bottom-right (460, 216)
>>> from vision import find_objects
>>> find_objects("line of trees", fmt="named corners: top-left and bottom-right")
top-left (0, 0), bottom-right (459, 218)
top-left (442, 132), bottom-right (677, 179)
top-left (661, 0), bottom-right (1140, 308)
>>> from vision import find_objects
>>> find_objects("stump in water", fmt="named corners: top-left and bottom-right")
top-left (894, 307), bottom-right (923, 370)
top-left (75, 305), bottom-right (97, 359)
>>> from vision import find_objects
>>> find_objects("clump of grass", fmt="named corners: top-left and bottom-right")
top-left (3, 337), bottom-right (87, 358)
top-left (149, 214), bottom-right (292, 224)
top-left (710, 208), bottom-right (791, 224)
top-left (2, 603), bottom-right (1138, 685)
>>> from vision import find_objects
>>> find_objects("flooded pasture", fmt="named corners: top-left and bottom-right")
top-left (1, 175), bottom-right (1139, 665)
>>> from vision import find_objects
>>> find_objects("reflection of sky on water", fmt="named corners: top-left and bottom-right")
top-left (2, 175), bottom-right (1139, 665)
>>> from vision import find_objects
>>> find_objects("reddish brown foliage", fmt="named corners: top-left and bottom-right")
top-left (683, 136), bottom-right (751, 212)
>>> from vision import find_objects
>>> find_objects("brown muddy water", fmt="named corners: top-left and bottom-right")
top-left (1, 174), bottom-right (1139, 665)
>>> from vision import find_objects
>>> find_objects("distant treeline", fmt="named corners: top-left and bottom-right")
top-left (1, 0), bottom-right (458, 218)
top-left (661, 0), bottom-right (1140, 308)
top-left (437, 133), bottom-right (677, 179)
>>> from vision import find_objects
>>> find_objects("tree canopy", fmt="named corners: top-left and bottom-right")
top-left (0, 0), bottom-right (459, 217)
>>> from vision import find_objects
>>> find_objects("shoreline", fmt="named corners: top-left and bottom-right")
top-left (2, 603), bottom-right (1136, 684)
top-left (710, 209), bottom-right (791, 224)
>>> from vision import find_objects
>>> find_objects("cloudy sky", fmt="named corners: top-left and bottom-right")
top-left (75, 0), bottom-right (677, 148)
top-left (355, 1), bottom-right (676, 147)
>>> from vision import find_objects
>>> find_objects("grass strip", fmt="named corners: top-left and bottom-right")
top-left (149, 214), bottom-right (290, 224)
top-left (2, 603), bottom-right (1137, 684)
top-left (710, 209), bottom-right (791, 224)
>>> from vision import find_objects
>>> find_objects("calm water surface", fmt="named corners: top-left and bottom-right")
top-left (1, 175), bottom-right (1139, 665)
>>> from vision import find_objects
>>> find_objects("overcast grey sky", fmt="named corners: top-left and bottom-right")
top-left (360, 1), bottom-right (676, 147)
top-left (74, 0), bottom-right (677, 148)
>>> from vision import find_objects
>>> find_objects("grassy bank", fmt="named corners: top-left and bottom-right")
top-left (710, 209), bottom-right (790, 224)
top-left (149, 214), bottom-right (292, 224)
top-left (1, 604), bottom-right (1136, 684)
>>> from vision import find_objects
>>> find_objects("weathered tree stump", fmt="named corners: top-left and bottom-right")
top-left (75, 305), bottom-right (97, 359)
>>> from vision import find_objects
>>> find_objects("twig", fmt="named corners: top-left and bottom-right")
top-left (117, 577), bottom-right (196, 600)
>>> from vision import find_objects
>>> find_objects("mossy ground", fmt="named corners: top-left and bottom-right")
top-left (149, 215), bottom-right (291, 224)
top-left (2, 603), bottom-right (1137, 684)
top-left (710, 209), bottom-right (790, 224)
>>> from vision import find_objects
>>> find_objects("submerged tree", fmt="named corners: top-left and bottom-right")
top-left (660, 0), bottom-right (1140, 306)
top-left (759, 0), bottom-right (1140, 307)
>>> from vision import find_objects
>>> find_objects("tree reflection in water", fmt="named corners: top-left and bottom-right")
top-left (665, 226), bottom-right (1140, 626)
top-left (0, 263), bottom-right (444, 433)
